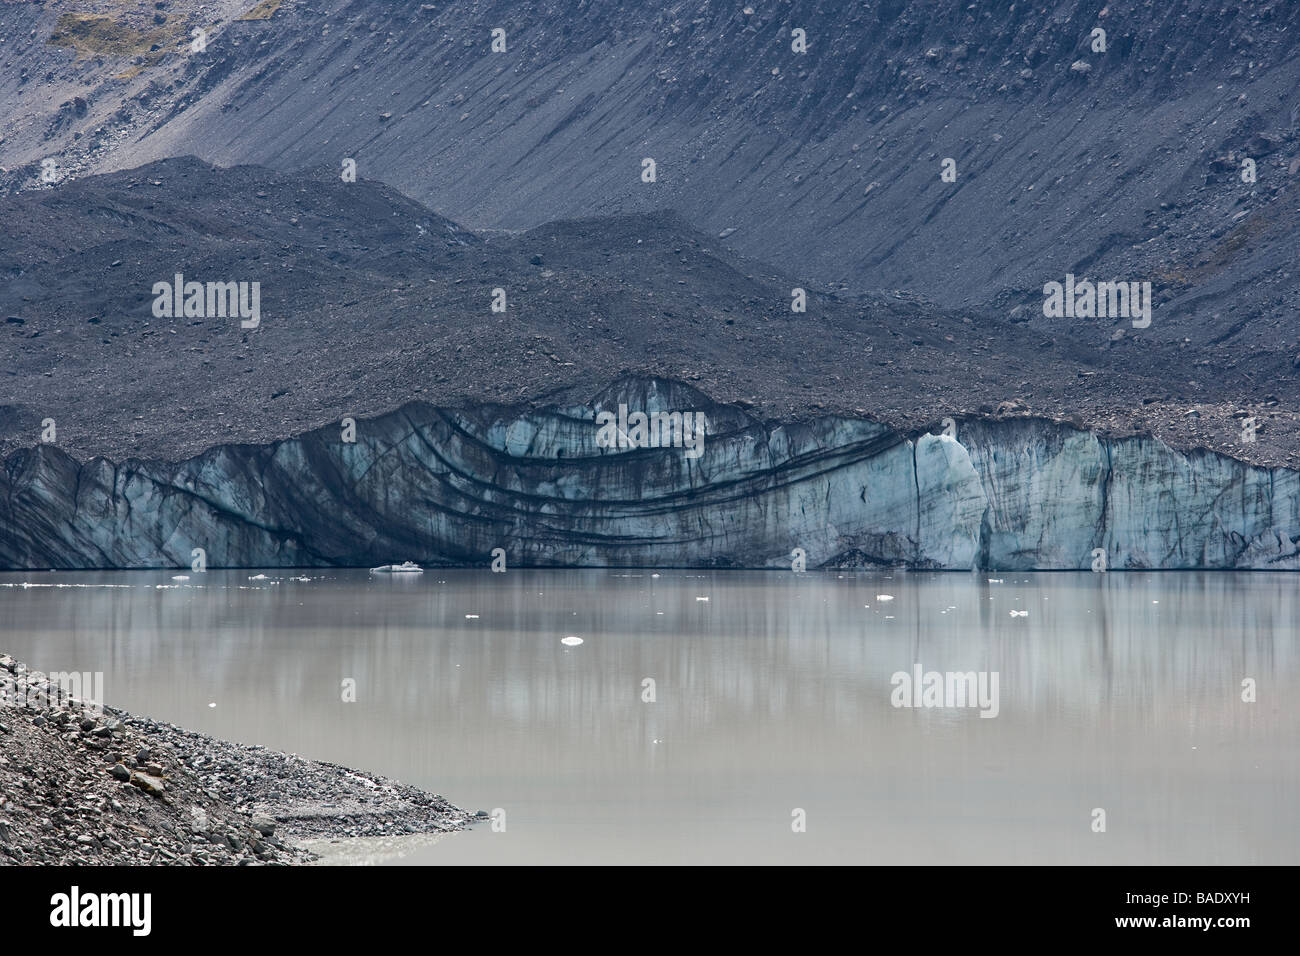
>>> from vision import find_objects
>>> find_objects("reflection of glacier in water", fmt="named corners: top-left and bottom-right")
top-left (1, 568), bottom-right (1296, 865)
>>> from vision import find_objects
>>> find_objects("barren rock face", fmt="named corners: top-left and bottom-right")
top-left (3, 376), bottom-right (1297, 571)
top-left (3, 0), bottom-right (1298, 348)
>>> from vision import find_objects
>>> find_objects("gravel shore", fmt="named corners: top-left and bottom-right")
top-left (0, 654), bottom-right (479, 865)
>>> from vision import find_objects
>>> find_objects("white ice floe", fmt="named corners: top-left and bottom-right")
top-left (370, 561), bottom-right (423, 573)
top-left (3, 583), bottom-right (131, 589)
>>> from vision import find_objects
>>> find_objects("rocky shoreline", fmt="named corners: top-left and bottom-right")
top-left (0, 654), bottom-right (480, 865)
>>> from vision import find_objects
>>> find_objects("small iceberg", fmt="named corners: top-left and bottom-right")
top-left (370, 561), bottom-right (423, 573)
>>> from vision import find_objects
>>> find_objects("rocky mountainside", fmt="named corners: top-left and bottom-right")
top-left (2, 0), bottom-right (1298, 351)
top-left (1, 3), bottom-right (1298, 571)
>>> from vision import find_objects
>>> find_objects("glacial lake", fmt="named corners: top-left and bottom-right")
top-left (1, 568), bottom-right (1296, 865)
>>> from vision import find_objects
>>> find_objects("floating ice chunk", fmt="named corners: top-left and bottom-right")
top-left (249, 574), bottom-right (269, 580)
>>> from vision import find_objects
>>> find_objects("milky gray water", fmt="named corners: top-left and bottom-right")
top-left (1, 569), bottom-right (1296, 865)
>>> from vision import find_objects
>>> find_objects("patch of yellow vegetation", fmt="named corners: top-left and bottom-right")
top-left (1154, 267), bottom-right (1192, 289)
top-left (48, 13), bottom-right (176, 60)
top-left (1161, 208), bottom-right (1279, 288)
top-left (238, 0), bottom-right (283, 21)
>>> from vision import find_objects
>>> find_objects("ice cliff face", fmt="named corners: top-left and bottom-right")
top-left (1, 378), bottom-right (1297, 571)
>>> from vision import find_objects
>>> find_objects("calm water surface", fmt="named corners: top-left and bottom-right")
top-left (1, 569), bottom-right (1296, 865)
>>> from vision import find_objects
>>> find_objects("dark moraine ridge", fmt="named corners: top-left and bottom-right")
top-left (2, 157), bottom-right (1298, 469)
top-left (3, 376), bottom-right (1298, 572)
